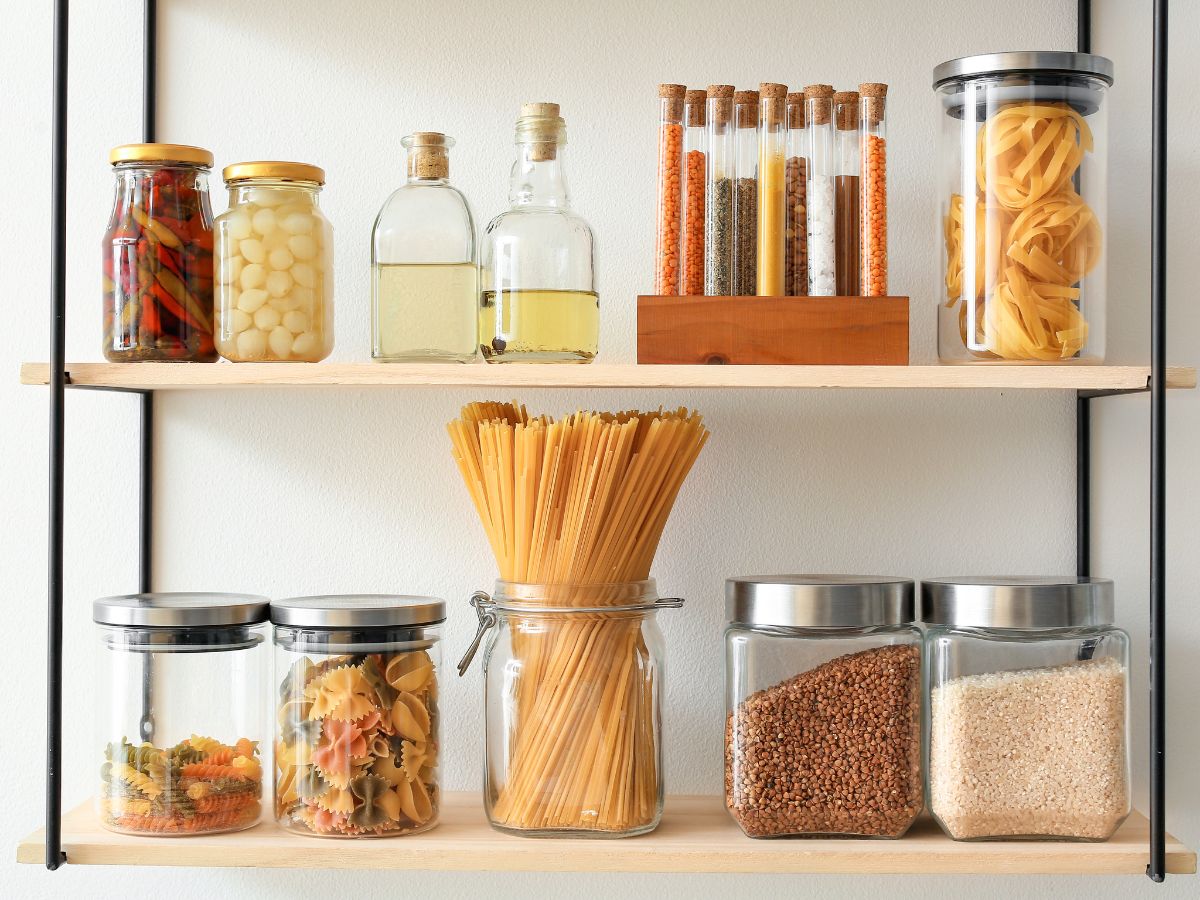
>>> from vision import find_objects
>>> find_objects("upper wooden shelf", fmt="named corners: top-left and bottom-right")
top-left (18, 362), bottom-right (1198, 392)
top-left (16, 795), bottom-right (1196, 874)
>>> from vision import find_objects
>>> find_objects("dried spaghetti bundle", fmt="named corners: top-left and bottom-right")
top-left (448, 402), bottom-right (709, 833)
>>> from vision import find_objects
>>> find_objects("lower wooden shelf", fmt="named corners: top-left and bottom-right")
top-left (16, 794), bottom-right (1196, 874)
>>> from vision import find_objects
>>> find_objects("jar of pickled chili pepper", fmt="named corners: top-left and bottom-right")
top-left (104, 144), bottom-right (217, 362)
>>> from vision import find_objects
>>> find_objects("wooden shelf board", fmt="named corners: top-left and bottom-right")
top-left (17, 362), bottom-right (1198, 392)
top-left (16, 796), bottom-right (1196, 874)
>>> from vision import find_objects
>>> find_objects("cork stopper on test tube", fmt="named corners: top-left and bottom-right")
top-left (707, 84), bottom-right (734, 126)
top-left (859, 82), bottom-right (888, 126)
top-left (734, 90), bottom-right (759, 129)
top-left (803, 83), bottom-right (834, 126)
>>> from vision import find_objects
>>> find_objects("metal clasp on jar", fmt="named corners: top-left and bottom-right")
top-left (455, 590), bottom-right (685, 676)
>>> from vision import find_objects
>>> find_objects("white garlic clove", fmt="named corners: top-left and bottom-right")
top-left (226, 211), bottom-right (252, 241)
top-left (289, 285), bottom-right (314, 309)
top-left (291, 263), bottom-right (315, 288)
top-left (268, 325), bottom-right (293, 360)
top-left (240, 238), bottom-right (266, 265)
top-left (251, 207), bottom-right (277, 236)
top-left (253, 305), bottom-right (282, 331)
top-left (268, 247), bottom-right (294, 271)
top-left (217, 256), bottom-right (244, 284)
top-left (231, 308), bottom-right (253, 334)
top-left (287, 234), bottom-right (317, 260)
top-left (236, 288), bottom-right (269, 313)
top-left (282, 310), bottom-right (309, 334)
top-left (281, 212), bottom-right (315, 235)
top-left (265, 269), bottom-right (294, 298)
top-left (239, 263), bottom-right (267, 290)
top-left (291, 331), bottom-right (320, 358)
top-left (235, 328), bottom-right (267, 361)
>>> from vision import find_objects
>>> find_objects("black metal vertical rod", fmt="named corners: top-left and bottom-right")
top-left (1075, 0), bottom-right (1092, 579)
top-left (45, 0), bottom-right (69, 872)
top-left (139, 394), bottom-right (152, 593)
top-left (142, 0), bottom-right (155, 142)
top-left (1078, 0), bottom-right (1092, 53)
top-left (1148, 0), bottom-right (1168, 883)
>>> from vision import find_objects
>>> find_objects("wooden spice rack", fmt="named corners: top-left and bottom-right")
top-left (636, 295), bottom-right (909, 365)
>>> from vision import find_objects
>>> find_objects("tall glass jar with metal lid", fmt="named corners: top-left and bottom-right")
top-left (724, 576), bottom-right (922, 839)
top-left (923, 577), bottom-right (1130, 841)
top-left (371, 132), bottom-right (478, 363)
top-left (458, 581), bottom-right (683, 838)
top-left (271, 595), bottom-right (444, 837)
top-left (104, 143), bottom-right (217, 361)
top-left (214, 161), bottom-right (333, 362)
top-left (94, 592), bottom-right (269, 835)
top-left (934, 52), bottom-right (1112, 363)
top-left (479, 102), bottom-right (598, 363)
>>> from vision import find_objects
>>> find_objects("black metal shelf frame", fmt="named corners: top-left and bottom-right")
top-left (40, 0), bottom-right (1173, 879)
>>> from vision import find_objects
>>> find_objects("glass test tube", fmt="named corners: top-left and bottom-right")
top-left (805, 85), bottom-right (836, 296)
top-left (704, 85), bottom-right (735, 296)
top-left (654, 83), bottom-right (686, 295)
top-left (834, 90), bottom-right (861, 296)
top-left (681, 89), bottom-right (707, 296)
top-left (785, 92), bottom-right (808, 296)
top-left (756, 83), bottom-right (787, 296)
top-left (731, 89), bottom-right (759, 296)
top-left (860, 83), bottom-right (889, 296)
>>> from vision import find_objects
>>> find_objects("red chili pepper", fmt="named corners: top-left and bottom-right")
top-left (155, 243), bottom-right (184, 280)
top-left (149, 280), bottom-right (201, 331)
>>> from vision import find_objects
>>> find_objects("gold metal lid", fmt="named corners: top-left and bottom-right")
top-left (109, 143), bottom-right (213, 167)
top-left (221, 161), bottom-right (326, 185)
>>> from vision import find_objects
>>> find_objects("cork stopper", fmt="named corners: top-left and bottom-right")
top-left (859, 82), bottom-right (888, 126)
top-left (707, 84), bottom-right (735, 126)
top-left (759, 82), bottom-right (787, 99)
top-left (685, 89), bottom-right (707, 127)
top-left (734, 90), bottom-right (759, 129)
top-left (517, 102), bottom-right (565, 161)
top-left (786, 91), bottom-right (807, 129)
top-left (659, 83), bottom-right (686, 122)
top-left (804, 84), bottom-right (834, 126)
top-left (834, 91), bottom-right (860, 130)
top-left (403, 132), bottom-right (451, 180)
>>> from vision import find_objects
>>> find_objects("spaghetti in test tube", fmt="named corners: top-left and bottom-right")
top-left (654, 84), bottom-right (685, 295)
top-left (785, 92), bottom-right (808, 296)
top-left (805, 85), bottom-right (836, 296)
top-left (731, 90), bottom-right (759, 295)
top-left (756, 83), bottom-right (787, 296)
top-left (681, 90), bottom-right (707, 296)
top-left (834, 91), bottom-right (861, 296)
top-left (859, 83), bottom-right (888, 296)
top-left (704, 85), bottom-right (735, 296)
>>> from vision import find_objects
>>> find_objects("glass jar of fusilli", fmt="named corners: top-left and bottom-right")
top-left (270, 595), bottom-right (444, 837)
top-left (94, 593), bottom-right (270, 836)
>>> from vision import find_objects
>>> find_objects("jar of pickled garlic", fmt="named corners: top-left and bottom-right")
top-left (103, 143), bottom-right (217, 362)
top-left (214, 162), bottom-right (333, 362)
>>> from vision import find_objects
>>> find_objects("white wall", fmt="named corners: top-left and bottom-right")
top-left (1, 1), bottom-right (1195, 898)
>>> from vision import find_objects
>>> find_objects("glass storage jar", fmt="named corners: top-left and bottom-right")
top-left (724, 576), bottom-right (922, 839)
top-left (458, 581), bottom-right (683, 838)
top-left (371, 132), bottom-right (478, 362)
top-left (104, 143), bottom-right (217, 362)
top-left (935, 52), bottom-right (1112, 363)
top-left (214, 162), bottom-right (333, 362)
top-left (479, 103), bottom-right (598, 362)
top-left (923, 576), bottom-right (1130, 841)
top-left (271, 595), bottom-right (444, 837)
top-left (94, 592), bottom-right (269, 835)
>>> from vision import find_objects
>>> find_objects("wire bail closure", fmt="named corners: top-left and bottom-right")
top-left (456, 590), bottom-right (685, 676)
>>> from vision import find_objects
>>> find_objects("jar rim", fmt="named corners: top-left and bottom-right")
top-left (110, 142), bottom-right (213, 167)
top-left (933, 51), bottom-right (1114, 88)
top-left (223, 160), bottom-right (325, 185)
top-left (271, 594), bottom-right (446, 629)
top-left (94, 592), bottom-right (269, 628)
top-left (725, 575), bottom-right (915, 627)
top-left (920, 576), bottom-right (1114, 628)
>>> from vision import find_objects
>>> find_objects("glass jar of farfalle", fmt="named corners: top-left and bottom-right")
top-left (270, 595), bottom-right (445, 838)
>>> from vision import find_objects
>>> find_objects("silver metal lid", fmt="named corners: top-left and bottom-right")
top-left (93, 592), bottom-right (269, 628)
top-left (921, 577), bottom-right (1114, 628)
top-left (933, 51), bottom-right (1114, 88)
top-left (726, 576), bottom-right (915, 627)
top-left (271, 595), bottom-right (446, 629)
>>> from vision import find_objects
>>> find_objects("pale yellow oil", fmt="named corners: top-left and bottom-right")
top-left (372, 262), bottom-right (478, 362)
top-left (479, 289), bottom-right (599, 363)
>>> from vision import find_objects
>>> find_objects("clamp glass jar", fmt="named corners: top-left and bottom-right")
top-left (935, 52), bottom-right (1112, 363)
top-left (215, 161), bottom-right (334, 362)
top-left (923, 577), bottom-right (1130, 841)
top-left (724, 576), bottom-right (922, 838)
top-left (103, 143), bottom-right (217, 361)
top-left (271, 595), bottom-right (444, 838)
top-left (94, 592), bottom-right (269, 835)
top-left (459, 581), bottom-right (682, 838)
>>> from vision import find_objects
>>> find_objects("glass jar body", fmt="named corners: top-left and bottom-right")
top-left (94, 623), bottom-right (268, 835)
top-left (479, 145), bottom-right (598, 363)
top-left (925, 624), bottom-right (1130, 840)
top-left (724, 623), bottom-right (922, 838)
top-left (937, 73), bottom-right (1108, 363)
top-left (103, 163), bottom-right (216, 361)
top-left (480, 582), bottom-right (666, 837)
top-left (371, 168), bottom-right (477, 363)
top-left (214, 180), bottom-right (334, 362)
top-left (273, 623), bottom-right (442, 837)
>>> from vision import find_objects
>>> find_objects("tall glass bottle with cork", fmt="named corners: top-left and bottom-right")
top-left (654, 84), bottom-right (685, 296)
top-left (479, 103), bottom-right (598, 363)
top-left (834, 91), bottom-right (861, 296)
top-left (731, 90), bottom-right (759, 296)
top-left (785, 92), bottom-right (809, 296)
top-left (704, 85), bottom-right (735, 296)
top-left (757, 83), bottom-right (787, 296)
top-left (805, 85), bottom-right (836, 296)
top-left (859, 83), bottom-right (889, 297)
top-left (681, 89), bottom-right (707, 296)
top-left (371, 132), bottom-right (477, 362)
